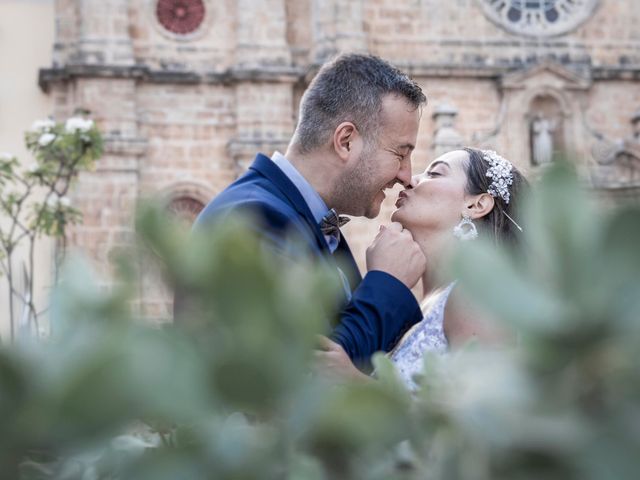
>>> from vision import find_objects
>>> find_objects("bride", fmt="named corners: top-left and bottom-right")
top-left (316, 147), bottom-right (528, 389)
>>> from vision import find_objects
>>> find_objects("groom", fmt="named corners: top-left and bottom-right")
top-left (193, 54), bottom-right (427, 364)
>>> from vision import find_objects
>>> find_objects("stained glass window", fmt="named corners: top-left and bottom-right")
top-left (156, 0), bottom-right (206, 36)
top-left (479, 0), bottom-right (598, 37)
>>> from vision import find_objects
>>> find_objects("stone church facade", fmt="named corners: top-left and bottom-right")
top-left (38, 0), bottom-right (640, 320)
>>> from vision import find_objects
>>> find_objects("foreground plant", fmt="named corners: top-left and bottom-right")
top-left (0, 113), bottom-right (102, 340)
top-left (0, 162), bottom-right (638, 479)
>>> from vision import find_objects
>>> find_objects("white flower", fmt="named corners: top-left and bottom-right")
top-left (38, 133), bottom-right (56, 147)
top-left (0, 152), bottom-right (13, 161)
top-left (46, 196), bottom-right (70, 208)
top-left (31, 118), bottom-right (55, 132)
top-left (28, 164), bottom-right (39, 173)
top-left (65, 117), bottom-right (94, 134)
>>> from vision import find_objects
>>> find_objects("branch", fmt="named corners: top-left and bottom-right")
top-left (7, 283), bottom-right (31, 308)
top-left (0, 184), bottom-right (36, 246)
top-left (0, 257), bottom-right (9, 277)
top-left (28, 234), bottom-right (40, 336)
top-left (12, 172), bottom-right (34, 190)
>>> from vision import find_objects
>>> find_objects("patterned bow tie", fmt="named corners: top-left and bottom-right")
top-left (319, 208), bottom-right (350, 238)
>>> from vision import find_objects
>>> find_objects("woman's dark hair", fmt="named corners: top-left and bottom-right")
top-left (462, 147), bottom-right (528, 246)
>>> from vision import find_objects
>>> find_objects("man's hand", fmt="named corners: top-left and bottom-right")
top-left (313, 336), bottom-right (371, 383)
top-left (366, 222), bottom-right (426, 289)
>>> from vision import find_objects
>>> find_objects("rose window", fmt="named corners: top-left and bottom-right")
top-left (478, 0), bottom-right (599, 37)
top-left (156, 0), bottom-right (206, 35)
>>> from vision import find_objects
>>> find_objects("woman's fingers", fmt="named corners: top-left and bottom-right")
top-left (387, 221), bottom-right (404, 232)
top-left (316, 335), bottom-right (341, 352)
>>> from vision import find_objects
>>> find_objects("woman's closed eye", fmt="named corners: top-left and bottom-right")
top-left (426, 170), bottom-right (442, 178)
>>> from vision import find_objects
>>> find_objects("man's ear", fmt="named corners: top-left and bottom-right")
top-left (333, 122), bottom-right (362, 163)
top-left (466, 193), bottom-right (495, 220)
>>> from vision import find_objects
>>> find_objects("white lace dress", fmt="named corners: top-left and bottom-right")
top-left (388, 283), bottom-right (456, 390)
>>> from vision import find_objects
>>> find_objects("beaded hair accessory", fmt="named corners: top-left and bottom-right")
top-left (483, 150), bottom-right (513, 204)
top-left (481, 150), bottom-right (523, 232)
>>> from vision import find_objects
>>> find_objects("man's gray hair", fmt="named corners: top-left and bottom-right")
top-left (291, 54), bottom-right (427, 154)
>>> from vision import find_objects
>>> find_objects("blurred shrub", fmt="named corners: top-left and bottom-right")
top-left (0, 162), bottom-right (639, 479)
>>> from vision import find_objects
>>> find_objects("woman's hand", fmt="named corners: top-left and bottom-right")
top-left (313, 336), bottom-right (371, 383)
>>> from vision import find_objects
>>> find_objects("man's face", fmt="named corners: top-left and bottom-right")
top-left (339, 95), bottom-right (421, 218)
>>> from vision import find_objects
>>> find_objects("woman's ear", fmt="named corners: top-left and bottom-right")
top-left (466, 193), bottom-right (495, 220)
top-left (333, 122), bottom-right (362, 163)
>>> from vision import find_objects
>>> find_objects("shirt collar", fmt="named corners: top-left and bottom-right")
top-left (270, 151), bottom-right (330, 224)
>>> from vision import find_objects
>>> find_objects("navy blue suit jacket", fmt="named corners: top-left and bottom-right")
top-left (194, 153), bottom-right (422, 363)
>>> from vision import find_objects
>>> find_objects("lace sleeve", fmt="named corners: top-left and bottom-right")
top-left (388, 283), bottom-right (456, 390)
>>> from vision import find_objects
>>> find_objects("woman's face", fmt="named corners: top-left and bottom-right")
top-left (391, 150), bottom-right (472, 235)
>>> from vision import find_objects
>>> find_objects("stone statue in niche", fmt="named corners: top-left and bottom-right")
top-left (531, 113), bottom-right (557, 166)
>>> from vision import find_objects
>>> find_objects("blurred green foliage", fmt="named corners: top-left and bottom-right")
top-left (0, 162), bottom-right (639, 479)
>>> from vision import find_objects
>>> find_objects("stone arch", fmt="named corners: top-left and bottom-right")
top-left (522, 87), bottom-right (572, 118)
top-left (161, 181), bottom-right (212, 225)
top-left (162, 180), bottom-right (212, 205)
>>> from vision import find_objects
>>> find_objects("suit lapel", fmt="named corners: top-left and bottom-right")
top-left (335, 235), bottom-right (363, 291)
top-left (249, 154), bottom-right (330, 254)
top-left (248, 153), bottom-right (363, 292)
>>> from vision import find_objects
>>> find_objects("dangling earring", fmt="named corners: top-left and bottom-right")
top-left (453, 214), bottom-right (478, 240)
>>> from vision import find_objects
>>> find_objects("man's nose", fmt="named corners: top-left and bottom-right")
top-left (397, 161), bottom-right (413, 187)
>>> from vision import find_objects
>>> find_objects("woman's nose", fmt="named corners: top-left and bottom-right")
top-left (409, 175), bottom-right (419, 188)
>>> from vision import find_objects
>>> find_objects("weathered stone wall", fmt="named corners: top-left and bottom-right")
top-left (39, 0), bottom-right (640, 319)
top-left (365, 0), bottom-right (639, 68)
top-left (136, 84), bottom-right (237, 196)
top-left (129, 0), bottom-right (236, 72)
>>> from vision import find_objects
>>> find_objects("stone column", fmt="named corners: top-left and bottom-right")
top-left (66, 79), bottom-right (145, 283)
top-left (61, 1), bottom-right (143, 284)
top-left (53, 0), bottom-right (77, 67)
top-left (236, 0), bottom-right (291, 68)
top-left (311, 0), bottom-right (366, 64)
top-left (230, 0), bottom-right (295, 173)
top-left (76, 0), bottom-right (134, 66)
top-left (229, 81), bottom-right (295, 173)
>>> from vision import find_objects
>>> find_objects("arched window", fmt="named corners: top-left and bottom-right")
top-left (167, 195), bottom-right (205, 226)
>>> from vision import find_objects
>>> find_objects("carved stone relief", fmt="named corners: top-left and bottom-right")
top-left (589, 111), bottom-right (640, 189)
top-left (432, 103), bottom-right (464, 157)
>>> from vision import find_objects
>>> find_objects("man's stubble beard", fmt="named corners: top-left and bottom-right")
top-left (331, 145), bottom-right (380, 218)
